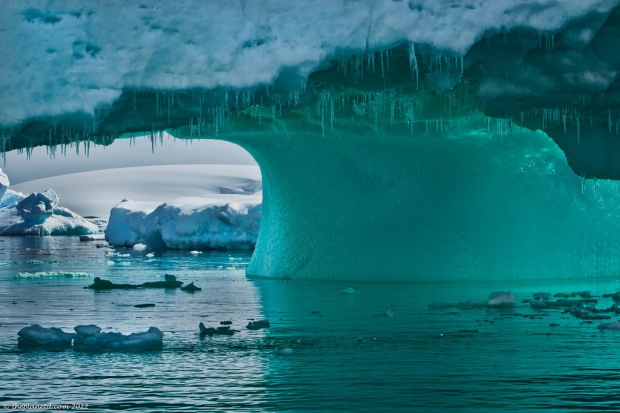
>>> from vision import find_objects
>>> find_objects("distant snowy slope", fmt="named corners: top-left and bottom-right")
top-left (12, 165), bottom-right (262, 217)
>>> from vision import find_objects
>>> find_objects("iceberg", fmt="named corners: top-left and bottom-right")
top-left (0, 169), bottom-right (97, 235)
top-left (4, 2), bottom-right (620, 280)
top-left (138, 197), bottom-right (261, 250)
top-left (105, 167), bottom-right (262, 250)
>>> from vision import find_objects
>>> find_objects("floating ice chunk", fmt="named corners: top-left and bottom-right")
top-left (73, 325), bottom-right (163, 350)
top-left (339, 287), bottom-right (356, 295)
top-left (145, 252), bottom-right (155, 258)
top-left (530, 298), bottom-right (547, 309)
top-left (141, 274), bottom-right (183, 288)
top-left (199, 322), bottom-right (237, 336)
top-left (598, 321), bottom-right (620, 330)
top-left (74, 325), bottom-right (102, 337)
top-left (246, 320), bottom-right (270, 330)
top-left (85, 277), bottom-right (139, 290)
top-left (487, 292), bottom-right (515, 308)
top-left (190, 250), bottom-right (202, 255)
top-left (133, 243), bottom-right (147, 251)
top-left (181, 282), bottom-right (201, 292)
top-left (17, 324), bottom-right (75, 348)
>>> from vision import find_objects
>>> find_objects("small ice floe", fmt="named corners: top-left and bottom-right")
top-left (532, 292), bottom-right (552, 300)
top-left (141, 274), bottom-right (183, 288)
top-left (569, 304), bottom-right (611, 320)
top-left (246, 320), bottom-right (270, 330)
top-left (73, 325), bottom-right (163, 350)
top-left (133, 243), bottom-right (147, 251)
top-left (85, 277), bottom-right (139, 290)
top-left (18, 324), bottom-right (75, 348)
top-left (487, 292), bottom-right (515, 308)
top-left (339, 287), bottom-right (356, 295)
top-left (145, 252), bottom-right (155, 258)
top-left (530, 298), bottom-right (547, 309)
top-left (598, 321), bottom-right (620, 330)
top-left (181, 282), bottom-right (201, 292)
top-left (190, 250), bottom-right (203, 255)
top-left (199, 322), bottom-right (236, 336)
top-left (279, 348), bottom-right (294, 356)
top-left (134, 303), bottom-right (156, 308)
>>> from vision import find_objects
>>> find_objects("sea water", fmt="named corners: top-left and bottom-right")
top-left (1, 236), bottom-right (620, 412)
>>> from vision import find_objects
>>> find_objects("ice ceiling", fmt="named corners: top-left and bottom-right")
top-left (3, 0), bottom-right (620, 280)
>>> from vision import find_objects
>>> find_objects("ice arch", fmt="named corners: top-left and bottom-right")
top-left (221, 117), bottom-right (620, 281)
top-left (3, 1), bottom-right (620, 280)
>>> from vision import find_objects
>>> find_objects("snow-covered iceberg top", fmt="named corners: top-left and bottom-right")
top-left (0, 169), bottom-right (97, 236)
top-left (0, 0), bottom-right (615, 126)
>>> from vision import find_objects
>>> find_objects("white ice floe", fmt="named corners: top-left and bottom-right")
top-left (487, 292), bottom-right (516, 308)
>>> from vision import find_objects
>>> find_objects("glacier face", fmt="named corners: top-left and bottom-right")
top-left (3, 1), bottom-right (620, 280)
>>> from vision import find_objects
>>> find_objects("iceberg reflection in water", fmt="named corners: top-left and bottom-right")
top-left (1, 236), bottom-right (620, 412)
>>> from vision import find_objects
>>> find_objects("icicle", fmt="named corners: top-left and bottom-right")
top-left (380, 50), bottom-right (385, 78)
top-left (562, 109), bottom-right (567, 132)
top-left (409, 43), bottom-right (419, 89)
top-left (330, 94), bottom-right (334, 131)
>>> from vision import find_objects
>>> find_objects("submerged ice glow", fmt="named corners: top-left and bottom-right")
top-left (2, 1), bottom-right (620, 280)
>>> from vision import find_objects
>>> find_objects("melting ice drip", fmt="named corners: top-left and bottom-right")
top-left (2, 1), bottom-right (620, 280)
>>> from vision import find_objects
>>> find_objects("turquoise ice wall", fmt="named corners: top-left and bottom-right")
top-left (232, 116), bottom-right (620, 281)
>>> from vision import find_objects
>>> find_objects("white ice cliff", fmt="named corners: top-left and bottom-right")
top-left (3, 1), bottom-right (620, 280)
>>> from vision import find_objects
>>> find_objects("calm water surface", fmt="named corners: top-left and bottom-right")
top-left (1, 236), bottom-right (620, 412)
